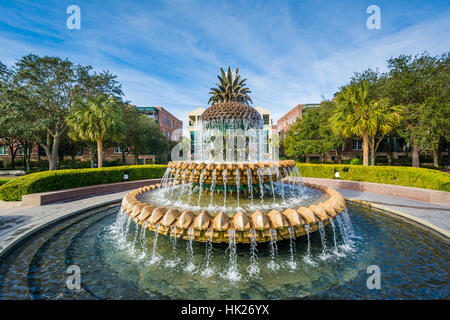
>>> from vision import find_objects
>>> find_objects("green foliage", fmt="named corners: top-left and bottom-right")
top-left (208, 67), bottom-right (252, 105)
top-left (0, 165), bottom-right (168, 201)
top-left (297, 163), bottom-right (450, 192)
top-left (349, 157), bottom-right (362, 165)
top-left (0, 178), bottom-right (14, 187)
top-left (284, 101), bottom-right (345, 160)
top-left (386, 52), bottom-right (449, 166)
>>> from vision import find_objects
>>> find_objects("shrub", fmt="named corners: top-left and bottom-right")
top-left (349, 157), bottom-right (362, 165)
top-left (0, 164), bottom-right (168, 201)
top-left (0, 178), bottom-right (12, 187)
top-left (297, 163), bottom-right (450, 192)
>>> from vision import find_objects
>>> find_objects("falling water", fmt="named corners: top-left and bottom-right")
top-left (341, 209), bottom-right (356, 238)
top-left (222, 169), bottom-right (228, 208)
top-left (336, 214), bottom-right (352, 250)
top-left (283, 167), bottom-right (293, 194)
top-left (201, 232), bottom-right (214, 277)
top-left (187, 171), bottom-right (196, 205)
top-left (247, 229), bottom-right (259, 276)
top-left (224, 229), bottom-right (241, 281)
top-left (329, 218), bottom-right (338, 252)
top-left (287, 227), bottom-right (297, 270)
top-left (318, 222), bottom-right (328, 258)
top-left (131, 223), bottom-right (139, 254)
top-left (165, 170), bottom-right (173, 189)
top-left (235, 170), bottom-right (240, 207)
top-left (197, 169), bottom-right (206, 208)
top-left (257, 169), bottom-right (264, 204)
top-left (148, 224), bottom-right (161, 265)
top-left (247, 169), bottom-right (254, 204)
top-left (137, 222), bottom-right (148, 259)
top-left (304, 224), bottom-right (312, 262)
top-left (160, 168), bottom-right (171, 187)
top-left (177, 170), bottom-right (188, 202)
top-left (185, 228), bottom-right (196, 272)
top-left (268, 167), bottom-right (276, 203)
top-left (267, 229), bottom-right (280, 271)
top-left (169, 169), bottom-right (180, 200)
top-left (275, 167), bottom-right (285, 202)
top-left (165, 226), bottom-right (179, 268)
top-left (209, 169), bottom-right (217, 206)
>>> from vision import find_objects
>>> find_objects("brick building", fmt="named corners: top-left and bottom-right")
top-left (276, 103), bottom-right (448, 164)
top-left (0, 105), bottom-right (183, 167)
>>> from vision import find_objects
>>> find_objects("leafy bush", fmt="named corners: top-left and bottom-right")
top-left (0, 178), bottom-right (13, 187)
top-left (0, 165), bottom-right (168, 201)
top-left (349, 157), bottom-right (362, 165)
top-left (297, 163), bottom-right (450, 192)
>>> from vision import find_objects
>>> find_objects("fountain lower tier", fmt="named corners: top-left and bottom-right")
top-left (120, 181), bottom-right (346, 243)
top-left (166, 160), bottom-right (297, 186)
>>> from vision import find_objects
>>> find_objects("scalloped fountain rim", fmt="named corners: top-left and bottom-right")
top-left (121, 181), bottom-right (346, 243)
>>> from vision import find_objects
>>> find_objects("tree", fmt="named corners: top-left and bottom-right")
top-left (386, 52), bottom-right (449, 167)
top-left (116, 106), bottom-right (167, 164)
top-left (332, 80), bottom-right (402, 166)
top-left (13, 54), bottom-right (122, 170)
top-left (284, 101), bottom-right (345, 163)
top-left (208, 67), bottom-right (252, 105)
top-left (66, 95), bottom-right (125, 168)
top-left (0, 61), bottom-right (41, 170)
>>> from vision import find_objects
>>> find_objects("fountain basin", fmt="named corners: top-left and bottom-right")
top-left (121, 182), bottom-right (346, 243)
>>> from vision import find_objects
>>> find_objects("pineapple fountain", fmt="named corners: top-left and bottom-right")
top-left (120, 102), bottom-right (346, 244)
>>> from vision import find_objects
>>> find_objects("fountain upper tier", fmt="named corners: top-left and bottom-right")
top-left (200, 102), bottom-right (262, 129)
top-left (167, 160), bottom-right (296, 185)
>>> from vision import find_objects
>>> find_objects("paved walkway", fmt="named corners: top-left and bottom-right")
top-left (0, 188), bottom-right (449, 257)
top-left (338, 188), bottom-right (450, 235)
top-left (0, 191), bottom-right (127, 256)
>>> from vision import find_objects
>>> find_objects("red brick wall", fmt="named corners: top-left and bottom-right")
top-left (155, 106), bottom-right (183, 140)
top-left (277, 104), bottom-right (303, 139)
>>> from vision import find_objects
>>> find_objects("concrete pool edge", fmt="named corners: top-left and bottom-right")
top-left (345, 199), bottom-right (450, 239)
top-left (0, 196), bottom-right (124, 260)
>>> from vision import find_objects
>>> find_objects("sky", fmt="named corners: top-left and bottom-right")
top-left (0, 0), bottom-right (449, 126)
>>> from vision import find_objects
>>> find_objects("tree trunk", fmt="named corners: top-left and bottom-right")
top-left (386, 136), bottom-right (393, 166)
top-left (370, 136), bottom-right (376, 166)
top-left (335, 150), bottom-right (341, 164)
top-left (90, 152), bottom-right (95, 168)
top-left (8, 146), bottom-right (16, 169)
top-left (97, 138), bottom-right (103, 168)
top-left (432, 150), bottom-right (439, 168)
top-left (321, 152), bottom-right (325, 164)
top-left (362, 131), bottom-right (369, 166)
top-left (411, 143), bottom-right (420, 168)
top-left (49, 133), bottom-right (61, 171)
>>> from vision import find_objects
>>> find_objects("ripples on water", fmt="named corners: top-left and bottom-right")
top-left (0, 203), bottom-right (448, 299)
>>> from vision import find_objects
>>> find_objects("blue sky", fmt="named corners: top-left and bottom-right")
top-left (0, 0), bottom-right (449, 125)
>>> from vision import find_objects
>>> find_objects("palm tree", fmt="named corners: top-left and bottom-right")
top-left (332, 81), bottom-right (402, 166)
top-left (67, 95), bottom-right (125, 168)
top-left (208, 67), bottom-right (252, 105)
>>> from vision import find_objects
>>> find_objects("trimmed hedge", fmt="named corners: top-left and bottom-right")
top-left (0, 178), bottom-right (12, 187)
top-left (0, 165), bottom-right (168, 201)
top-left (297, 163), bottom-right (450, 192)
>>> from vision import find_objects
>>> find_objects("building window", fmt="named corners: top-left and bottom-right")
top-left (163, 117), bottom-right (166, 125)
top-left (114, 146), bottom-right (122, 154)
top-left (17, 145), bottom-right (33, 156)
top-left (352, 140), bottom-right (363, 150)
top-left (263, 115), bottom-right (270, 125)
top-left (0, 145), bottom-right (8, 155)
